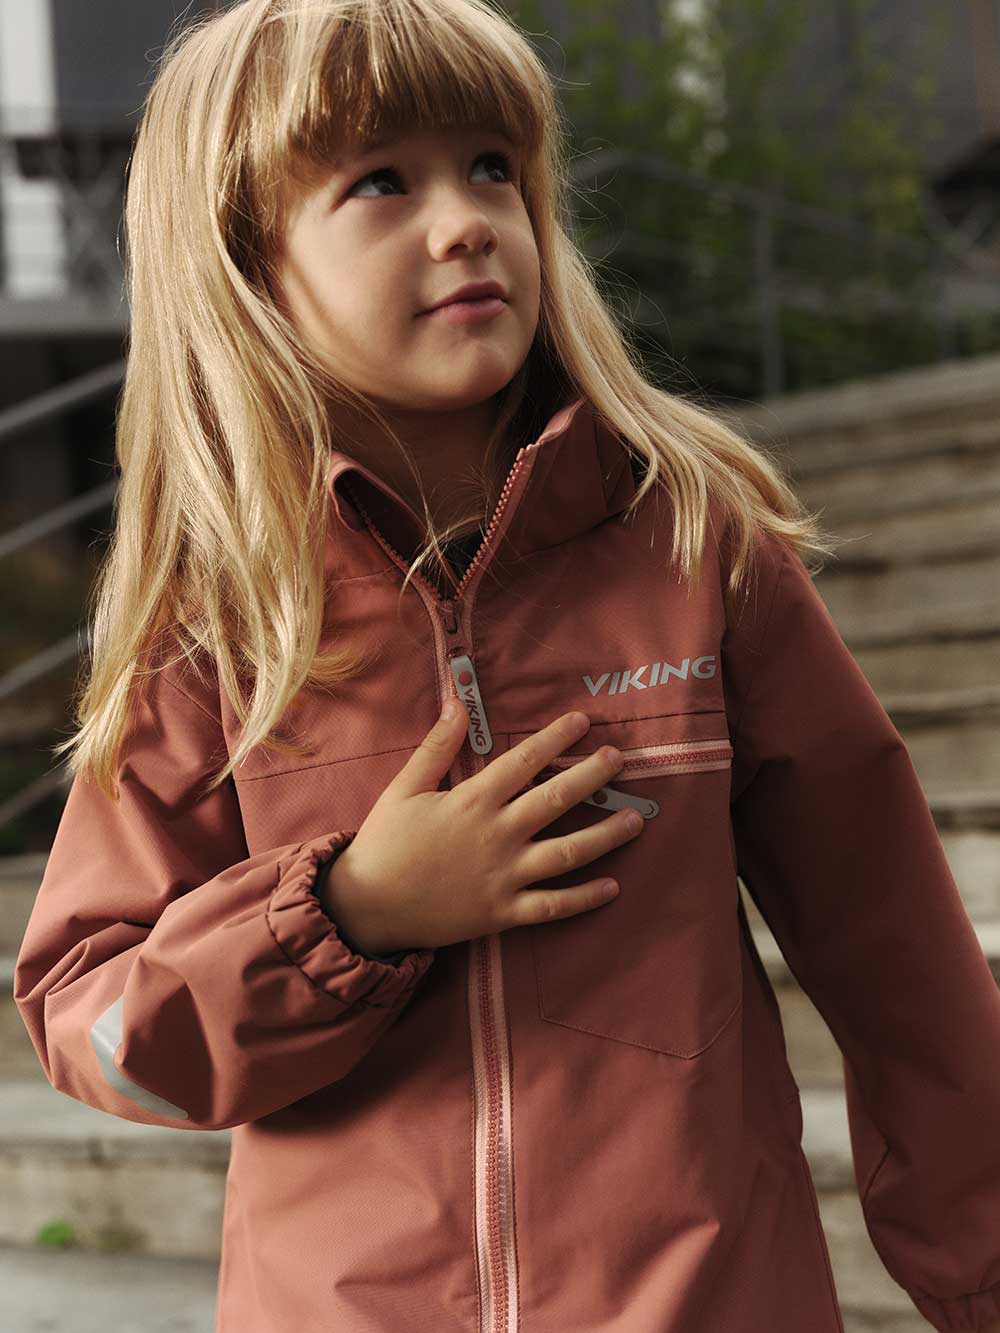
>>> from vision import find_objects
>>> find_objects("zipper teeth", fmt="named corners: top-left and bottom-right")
top-left (479, 939), bottom-right (509, 1330)
top-left (454, 449), bottom-right (529, 600)
top-left (620, 740), bottom-right (733, 769)
top-left (548, 739), bottom-right (733, 772)
top-left (339, 476), bottom-right (448, 608)
top-left (340, 446), bottom-right (530, 610)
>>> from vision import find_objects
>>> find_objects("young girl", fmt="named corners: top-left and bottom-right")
top-left (14, 1), bottom-right (1000, 1330)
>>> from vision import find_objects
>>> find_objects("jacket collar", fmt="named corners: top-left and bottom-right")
top-left (324, 396), bottom-right (640, 582)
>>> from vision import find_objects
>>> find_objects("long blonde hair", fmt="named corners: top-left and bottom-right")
top-left (55, 0), bottom-right (840, 801)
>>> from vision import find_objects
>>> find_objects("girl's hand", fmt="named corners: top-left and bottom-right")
top-left (321, 700), bottom-right (645, 955)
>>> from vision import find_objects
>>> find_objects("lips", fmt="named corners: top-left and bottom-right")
top-left (423, 280), bottom-right (507, 312)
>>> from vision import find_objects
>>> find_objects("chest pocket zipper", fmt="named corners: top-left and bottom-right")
top-left (532, 737), bottom-right (735, 821)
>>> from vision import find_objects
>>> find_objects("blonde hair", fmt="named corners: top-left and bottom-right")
top-left (55, 0), bottom-right (841, 801)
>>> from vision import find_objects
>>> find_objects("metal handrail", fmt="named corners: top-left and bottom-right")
top-left (0, 627), bottom-right (91, 704)
top-left (571, 147), bottom-right (1000, 271)
top-left (0, 360), bottom-right (124, 444)
top-left (568, 148), bottom-right (1000, 390)
top-left (1, 365), bottom-right (121, 829)
top-left (0, 478), bottom-right (117, 561)
top-left (0, 766), bottom-right (72, 832)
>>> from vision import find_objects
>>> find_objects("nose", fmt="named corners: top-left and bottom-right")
top-left (424, 192), bottom-right (499, 259)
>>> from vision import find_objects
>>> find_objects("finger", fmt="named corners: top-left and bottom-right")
top-left (510, 797), bottom-right (642, 890)
top-left (503, 874), bottom-right (621, 929)
top-left (501, 743), bottom-right (625, 839)
top-left (391, 696), bottom-right (469, 798)
top-left (469, 710), bottom-right (592, 808)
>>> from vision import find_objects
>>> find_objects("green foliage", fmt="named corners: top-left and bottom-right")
top-left (35, 1218), bottom-right (78, 1248)
top-left (503, 0), bottom-right (986, 398)
top-left (32, 1217), bottom-right (145, 1252)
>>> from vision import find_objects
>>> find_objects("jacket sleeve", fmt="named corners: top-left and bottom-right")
top-left (13, 659), bottom-right (435, 1132)
top-left (720, 524), bottom-right (1000, 1333)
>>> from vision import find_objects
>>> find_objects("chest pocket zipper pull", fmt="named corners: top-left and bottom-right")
top-left (586, 786), bottom-right (659, 819)
top-left (449, 653), bottom-right (493, 755)
top-left (530, 767), bottom-right (659, 818)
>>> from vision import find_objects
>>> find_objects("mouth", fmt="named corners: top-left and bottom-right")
top-left (420, 281), bottom-right (508, 314)
top-left (422, 295), bottom-right (508, 323)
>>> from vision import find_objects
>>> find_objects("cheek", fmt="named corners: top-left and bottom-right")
top-left (309, 274), bottom-right (392, 343)
top-left (511, 226), bottom-right (541, 298)
top-left (338, 251), bottom-right (417, 327)
top-left (512, 244), bottom-right (542, 329)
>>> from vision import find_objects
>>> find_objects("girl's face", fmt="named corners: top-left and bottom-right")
top-left (276, 125), bottom-right (541, 417)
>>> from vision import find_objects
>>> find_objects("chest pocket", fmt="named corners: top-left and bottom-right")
top-left (515, 716), bottom-right (742, 1059)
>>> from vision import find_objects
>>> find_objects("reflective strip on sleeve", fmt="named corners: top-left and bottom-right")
top-left (89, 993), bottom-right (191, 1120)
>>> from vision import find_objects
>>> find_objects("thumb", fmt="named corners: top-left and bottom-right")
top-left (392, 695), bottom-right (468, 797)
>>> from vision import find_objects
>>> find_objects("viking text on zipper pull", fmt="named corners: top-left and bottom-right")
top-left (449, 653), bottom-right (493, 755)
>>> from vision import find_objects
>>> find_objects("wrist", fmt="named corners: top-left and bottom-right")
top-left (317, 848), bottom-right (399, 958)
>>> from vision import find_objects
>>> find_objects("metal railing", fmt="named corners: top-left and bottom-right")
top-left (2, 143), bottom-right (1000, 831)
top-left (568, 148), bottom-right (1000, 395)
top-left (0, 363), bottom-right (120, 829)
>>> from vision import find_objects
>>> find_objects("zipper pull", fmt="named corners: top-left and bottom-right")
top-left (532, 766), bottom-right (659, 819)
top-left (449, 652), bottom-right (493, 755)
top-left (587, 787), bottom-right (659, 819)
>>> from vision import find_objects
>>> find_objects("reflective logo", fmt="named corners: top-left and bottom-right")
top-left (582, 655), bottom-right (717, 696)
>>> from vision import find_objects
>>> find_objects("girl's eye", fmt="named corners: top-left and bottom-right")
top-left (346, 150), bottom-right (518, 199)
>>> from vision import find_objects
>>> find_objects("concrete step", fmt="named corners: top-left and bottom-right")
top-left (801, 1087), bottom-right (961, 1331)
top-left (0, 1077), bottom-right (230, 1260)
top-left (851, 634), bottom-right (1000, 697)
top-left (8, 891), bottom-right (1000, 1099)
top-left (793, 437), bottom-right (1000, 524)
top-left (0, 1242), bottom-right (219, 1333)
top-left (821, 495), bottom-right (1000, 567)
top-left (723, 350), bottom-right (1000, 472)
top-left (0, 1239), bottom-right (936, 1333)
top-left (885, 709), bottom-right (1000, 806)
top-left (813, 552), bottom-right (999, 644)
top-left (784, 409), bottom-right (1000, 482)
top-left (0, 1074), bottom-right (956, 1332)
top-left (0, 853), bottom-right (47, 955)
top-left (0, 956), bottom-right (45, 1078)
top-left (6, 787), bottom-right (1000, 1079)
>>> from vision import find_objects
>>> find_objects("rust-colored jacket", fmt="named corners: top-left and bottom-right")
top-left (14, 397), bottom-right (1000, 1331)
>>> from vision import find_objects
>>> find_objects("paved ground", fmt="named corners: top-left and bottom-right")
top-left (0, 1244), bottom-right (219, 1332)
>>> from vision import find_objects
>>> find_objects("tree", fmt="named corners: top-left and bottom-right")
top-left (506, 0), bottom-right (972, 397)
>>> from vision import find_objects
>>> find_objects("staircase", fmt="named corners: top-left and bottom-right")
top-left (2, 352), bottom-right (1000, 1327)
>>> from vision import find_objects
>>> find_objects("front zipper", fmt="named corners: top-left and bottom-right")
top-left (344, 455), bottom-right (735, 1330)
top-left (340, 457), bottom-right (530, 1333)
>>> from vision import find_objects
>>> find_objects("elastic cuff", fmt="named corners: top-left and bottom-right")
top-left (312, 847), bottom-right (409, 965)
top-left (909, 1277), bottom-right (1000, 1331)
top-left (266, 831), bottom-right (435, 1009)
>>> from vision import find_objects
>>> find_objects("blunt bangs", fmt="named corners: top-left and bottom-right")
top-left (246, 0), bottom-right (547, 230)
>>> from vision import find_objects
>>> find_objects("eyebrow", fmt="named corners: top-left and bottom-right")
top-left (331, 127), bottom-right (515, 171)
